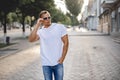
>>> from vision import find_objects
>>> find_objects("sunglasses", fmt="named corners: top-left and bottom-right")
top-left (43, 17), bottom-right (51, 20)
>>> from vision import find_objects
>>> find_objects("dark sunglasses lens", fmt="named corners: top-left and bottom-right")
top-left (43, 17), bottom-right (51, 20)
top-left (43, 17), bottom-right (47, 20)
top-left (48, 17), bottom-right (51, 19)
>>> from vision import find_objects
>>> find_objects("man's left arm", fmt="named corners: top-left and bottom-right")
top-left (58, 34), bottom-right (69, 64)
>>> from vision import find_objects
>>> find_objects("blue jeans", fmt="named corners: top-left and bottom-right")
top-left (42, 63), bottom-right (64, 80)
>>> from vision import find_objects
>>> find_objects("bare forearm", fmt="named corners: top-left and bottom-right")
top-left (58, 35), bottom-right (69, 64)
top-left (61, 42), bottom-right (69, 60)
top-left (28, 18), bottom-right (43, 42)
top-left (28, 24), bottom-right (40, 42)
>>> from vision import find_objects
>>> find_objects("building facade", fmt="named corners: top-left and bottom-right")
top-left (82, 0), bottom-right (120, 35)
top-left (100, 0), bottom-right (120, 34)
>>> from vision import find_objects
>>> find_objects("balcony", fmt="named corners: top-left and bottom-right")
top-left (102, 0), bottom-right (120, 8)
top-left (104, 0), bottom-right (116, 3)
top-left (101, 0), bottom-right (115, 9)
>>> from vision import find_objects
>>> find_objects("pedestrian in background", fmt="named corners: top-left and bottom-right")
top-left (28, 10), bottom-right (69, 80)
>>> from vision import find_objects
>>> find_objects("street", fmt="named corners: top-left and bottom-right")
top-left (0, 30), bottom-right (120, 80)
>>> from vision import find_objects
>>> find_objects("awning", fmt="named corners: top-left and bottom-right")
top-left (101, 0), bottom-right (120, 9)
top-left (101, 1), bottom-right (114, 9)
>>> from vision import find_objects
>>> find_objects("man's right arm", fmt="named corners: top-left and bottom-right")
top-left (28, 18), bottom-right (43, 42)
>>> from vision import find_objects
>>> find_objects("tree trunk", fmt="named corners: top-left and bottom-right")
top-left (22, 14), bottom-right (26, 38)
top-left (3, 13), bottom-right (7, 34)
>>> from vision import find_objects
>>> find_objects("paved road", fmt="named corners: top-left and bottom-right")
top-left (0, 31), bottom-right (120, 80)
top-left (65, 32), bottom-right (120, 80)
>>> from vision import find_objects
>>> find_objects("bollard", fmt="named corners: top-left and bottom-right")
top-left (6, 36), bottom-right (10, 45)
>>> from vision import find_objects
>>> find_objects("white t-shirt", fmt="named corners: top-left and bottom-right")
top-left (37, 23), bottom-right (67, 66)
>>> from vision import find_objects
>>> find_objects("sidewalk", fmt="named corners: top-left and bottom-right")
top-left (68, 29), bottom-right (120, 44)
top-left (0, 28), bottom-right (31, 43)
top-left (0, 37), bottom-right (39, 59)
top-left (0, 28), bottom-right (34, 59)
top-left (110, 32), bottom-right (120, 44)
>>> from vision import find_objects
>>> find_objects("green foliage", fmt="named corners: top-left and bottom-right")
top-left (7, 12), bottom-right (18, 23)
top-left (25, 16), bottom-right (31, 24)
top-left (16, 0), bottom-right (55, 22)
top-left (0, 0), bottom-right (72, 30)
top-left (65, 0), bottom-right (83, 17)
top-left (63, 16), bottom-right (72, 25)
top-left (0, 0), bottom-right (19, 24)
top-left (0, 0), bottom-right (19, 13)
top-left (65, 0), bottom-right (83, 26)
top-left (50, 8), bottom-right (71, 25)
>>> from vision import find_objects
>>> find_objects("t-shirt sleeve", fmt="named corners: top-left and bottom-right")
top-left (61, 25), bottom-right (67, 37)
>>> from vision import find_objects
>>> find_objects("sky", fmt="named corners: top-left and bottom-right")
top-left (54, 0), bottom-right (68, 14)
top-left (54, 0), bottom-right (89, 20)
top-left (77, 0), bottom-right (89, 20)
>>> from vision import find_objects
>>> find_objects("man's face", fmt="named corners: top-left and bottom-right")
top-left (41, 13), bottom-right (51, 27)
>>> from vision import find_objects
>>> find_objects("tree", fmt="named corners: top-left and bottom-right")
top-left (0, 0), bottom-right (19, 34)
top-left (17, 0), bottom-right (55, 35)
top-left (65, 0), bottom-right (83, 25)
top-left (65, 0), bottom-right (83, 17)
top-left (51, 8), bottom-right (71, 25)
top-left (16, 0), bottom-right (35, 34)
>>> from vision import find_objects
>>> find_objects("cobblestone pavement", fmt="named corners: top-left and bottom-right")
top-left (0, 31), bottom-right (120, 80)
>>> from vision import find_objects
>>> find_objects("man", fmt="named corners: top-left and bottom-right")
top-left (28, 10), bottom-right (69, 80)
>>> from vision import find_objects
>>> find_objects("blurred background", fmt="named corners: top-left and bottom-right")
top-left (0, 0), bottom-right (120, 80)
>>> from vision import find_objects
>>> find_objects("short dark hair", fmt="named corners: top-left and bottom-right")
top-left (39, 10), bottom-right (50, 18)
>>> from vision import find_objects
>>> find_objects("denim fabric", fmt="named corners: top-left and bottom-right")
top-left (42, 63), bottom-right (64, 80)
